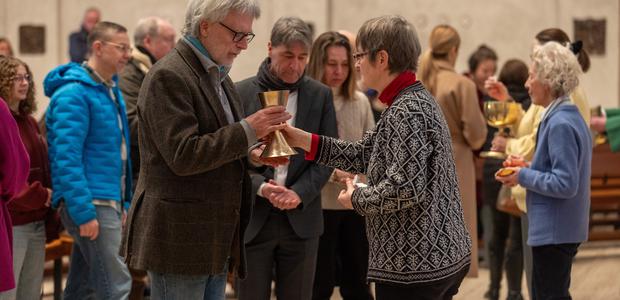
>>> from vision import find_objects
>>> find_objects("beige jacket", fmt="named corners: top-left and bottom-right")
top-left (431, 60), bottom-right (487, 277)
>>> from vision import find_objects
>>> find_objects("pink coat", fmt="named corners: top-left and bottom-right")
top-left (0, 99), bottom-right (30, 292)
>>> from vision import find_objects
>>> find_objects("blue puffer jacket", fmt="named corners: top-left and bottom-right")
top-left (44, 63), bottom-right (132, 225)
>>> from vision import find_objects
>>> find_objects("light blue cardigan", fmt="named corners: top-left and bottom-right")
top-left (518, 102), bottom-right (592, 247)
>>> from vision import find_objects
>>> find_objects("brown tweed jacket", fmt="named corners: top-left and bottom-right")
top-left (120, 39), bottom-right (252, 278)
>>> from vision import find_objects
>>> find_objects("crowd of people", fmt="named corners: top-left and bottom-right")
top-left (0, 0), bottom-right (611, 299)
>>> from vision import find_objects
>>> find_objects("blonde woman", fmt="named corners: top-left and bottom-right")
top-left (419, 24), bottom-right (487, 277)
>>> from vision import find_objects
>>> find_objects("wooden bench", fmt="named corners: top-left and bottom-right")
top-left (589, 143), bottom-right (620, 241)
top-left (44, 233), bottom-right (73, 300)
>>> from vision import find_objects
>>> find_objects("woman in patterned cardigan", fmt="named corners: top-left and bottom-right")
top-left (280, 15), bottom-right (471, 300)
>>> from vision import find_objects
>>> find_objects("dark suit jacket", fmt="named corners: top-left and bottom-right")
top-left (236, 76), bottom-right (337, 242)
top-left (68, 27), bottom-right (88, 63)
top-left (121, 39), bottom-right (252, 278)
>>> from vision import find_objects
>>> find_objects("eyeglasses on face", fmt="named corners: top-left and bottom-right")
top-left (102, 41), bottom-right (133, 53)
top-left (218, 22), bottom-right (255, 43)
top-left (353, 51), bottom-right (369, 62)
top-left (13, 74), bottom-right (30, 83)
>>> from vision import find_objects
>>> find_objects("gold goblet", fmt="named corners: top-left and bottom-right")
top-left (258, 90), bottom-right (298, 158)
top-left (480, 101), bottom-right (521, 159)
top-left (591, 106), bottom-right (608, 146)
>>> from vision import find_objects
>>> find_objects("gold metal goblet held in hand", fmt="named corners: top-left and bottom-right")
top-left (258, 90), bottom-right (298, 158)
top-left (591, 105), bottom-right (608, 146)
top-left (480, 101), bottom-right (521, 159)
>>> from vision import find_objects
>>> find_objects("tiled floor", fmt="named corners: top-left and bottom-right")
top-left (41, 241), bottom-right (620, 299)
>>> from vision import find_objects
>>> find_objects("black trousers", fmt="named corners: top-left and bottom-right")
top-left (312, 210), bottom-right (373, 300)
top-left (482, 158), bottom-right (523, 293)
top-left (531, 243), bottom-right (579, 300)
top-left (238, 211), bottom-right (319, 300)
top-left (374, 264), bottom-right (469, 300)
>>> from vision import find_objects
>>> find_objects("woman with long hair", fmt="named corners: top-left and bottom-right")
top-left (418, 24), bottom-right (487, 277)
top-left (307, 31), bottom-right (375, 300)
top-left (0, 56), bottom-right (59, 300)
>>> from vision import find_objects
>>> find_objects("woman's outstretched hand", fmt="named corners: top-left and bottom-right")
top-left (281, 124), bottom-right (313, 152)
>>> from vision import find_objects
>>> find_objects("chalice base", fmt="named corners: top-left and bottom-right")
top-left (260, 131), bottom-right (298, 158)
top-left (480, 150), bottom-right (507, 159)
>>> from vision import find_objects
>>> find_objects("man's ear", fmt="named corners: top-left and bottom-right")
top-left (91, 40), bottom-right (103, 57)
top-left (267, 41), bottom-right (273, 56)
top-left (143, 35), bottom-right (152, 48)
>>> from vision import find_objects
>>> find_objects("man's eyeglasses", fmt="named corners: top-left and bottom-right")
top-left (353, 51), bottom-right (369, 62)
top-left (13, 74), bottom-right (31, 83)
top-left (218, 22), bottom-right (255, 43)
top-left (102, 41), bottom-right (133, 53)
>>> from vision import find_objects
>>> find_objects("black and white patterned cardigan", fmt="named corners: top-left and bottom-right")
top-left (315, 82), bottom-right (471, 285)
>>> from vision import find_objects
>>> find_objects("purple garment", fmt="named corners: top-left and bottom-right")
top-left (0, 99), bottom-right (30, 292)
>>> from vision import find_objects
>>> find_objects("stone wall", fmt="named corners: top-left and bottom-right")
top-left (0, 0), bottom-right (617, 119)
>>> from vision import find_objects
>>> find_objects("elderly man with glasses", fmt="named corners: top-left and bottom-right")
top-left (120, 1), bottom-right (291, 299)
top-left (44, 21), bottom-right (133, 299)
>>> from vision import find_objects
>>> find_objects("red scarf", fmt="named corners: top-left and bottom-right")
top-left (378, 71), bottom-right (417, 107)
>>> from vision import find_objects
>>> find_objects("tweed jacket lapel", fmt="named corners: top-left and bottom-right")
top-left (223, 79), bottom-right (243, 122)
top-left (176, 40), bottom-right (229, 127)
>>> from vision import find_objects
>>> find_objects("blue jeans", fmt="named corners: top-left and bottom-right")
top-left (148, 261), bottom-right (228, 300)
top-left (0, 221), bottom-right (46, 300)
top-left (60, 205), bottom-right (131, 300)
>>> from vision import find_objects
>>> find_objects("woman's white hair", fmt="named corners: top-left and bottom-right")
top-left (182, 0), bottom-right (260, 37)
top-left (531, 41), bottom-right (582, 97)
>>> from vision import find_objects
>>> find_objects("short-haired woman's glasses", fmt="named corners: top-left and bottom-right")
top-left (218, 22), bottom-right (255, 43)
top-left (353, 51), bottom-right (368, 62)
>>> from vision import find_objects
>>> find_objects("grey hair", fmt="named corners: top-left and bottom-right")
top-left (270, 17), bottom-right (312, 49)
top-left (134, 17), bottom-right (168, 46)
top-left (357, 15), bottom-right (422, 74)
top-left (531, 41), bottom-right (581, 97)
top-left (182, 0), bottom-right (260, 37)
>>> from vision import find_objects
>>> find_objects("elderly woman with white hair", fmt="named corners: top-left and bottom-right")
top-left (281, 15), bottom-right (471, 300)
top-left (496, 41), bottom-right (591, 300)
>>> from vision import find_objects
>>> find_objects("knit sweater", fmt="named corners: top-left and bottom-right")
top-left (314, 82), bottom-right (471, 285)
top-left (321, 89), bottom-right (375, 210)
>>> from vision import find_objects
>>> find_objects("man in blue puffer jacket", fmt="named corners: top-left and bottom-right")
top-left (44, 21), bottom-right (133, 299)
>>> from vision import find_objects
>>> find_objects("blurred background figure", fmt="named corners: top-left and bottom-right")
top-left (0, 56), bottom-right (60, 300)
top-left (306, 31), bottom-right (375, 300)
top-left (68, 7), bottom-right (101, 63)
top-left (466, 45), bottom-right (498, 110)
top-left (0, 38), bottom-right (14, 57)
top-left (118, 15), bottom-right (175, 300)
top-left (480, 59), bottom-right (529, 300)
top-left (591, 109), bottom-right (620, 152)
top-left (419, 24), bottom-right (487, 278)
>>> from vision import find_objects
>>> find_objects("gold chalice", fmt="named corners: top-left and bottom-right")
top-left (480, 101), bottom-right (521, 159)
top-left (591, 106), bottom-right (608, 146)
top-left (258, 90), bottom-right (298, 158)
